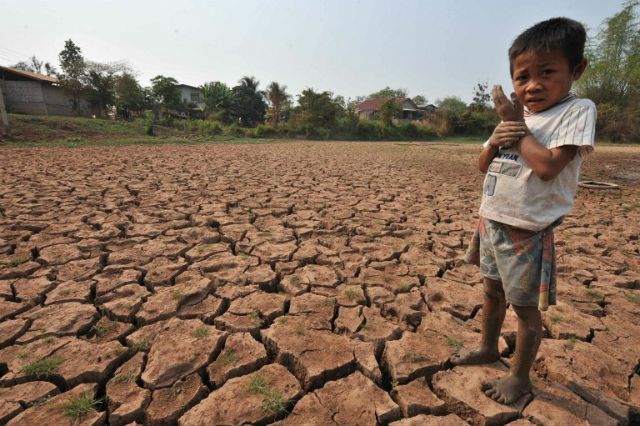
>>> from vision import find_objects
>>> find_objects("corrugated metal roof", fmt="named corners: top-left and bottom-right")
top-left (0, 65), bottom-right (59, 84)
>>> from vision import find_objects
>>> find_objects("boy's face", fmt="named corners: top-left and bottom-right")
top-left (511, 49), bottom-right (586, 113)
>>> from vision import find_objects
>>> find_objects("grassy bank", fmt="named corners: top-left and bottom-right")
top-left (3, 114), bottom-right (626, 148)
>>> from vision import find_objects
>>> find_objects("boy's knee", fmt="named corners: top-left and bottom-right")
top-left (512, 305), bottom-right (540, 321)
top-left (483, 279), bottom-right (505, 300)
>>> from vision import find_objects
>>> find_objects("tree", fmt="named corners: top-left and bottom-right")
top-left (229, 76), bottom-right (267, 127)
top-left (150, 75), bottom-right (181, 112)
top-left (368, 86), bottom-right (407, 99)
top-left (576, 1), bottom-right (640, 142)
top-left (58, 40), bottom-right (86, 114)
top-left (379, 99), bottom-right (401, 126)
top-left (115, 72), bottom-right (145, 118)
top-left (201, 81), bottom-right (232, 122)
top-left (296, 89), bottom-right (343, 131)
top-left (470, 82), bottom-right (491, 111)
top-left (265, 82), bottom-right (290, 128)
top-left (436, 96), bottom-right (467, 114)
top-left (577, 1), bottom-right (639, 104)
top-left (83, 62), bottom-right (121, 117)
top-left (412, 95), bottom-right (427, 105)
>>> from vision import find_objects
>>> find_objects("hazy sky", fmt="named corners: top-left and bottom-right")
top-left (0, 0), bottom-right (621, 103)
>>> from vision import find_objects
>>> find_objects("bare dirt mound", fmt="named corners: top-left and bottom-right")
top-left (0, 142), bottom-right (638, 425)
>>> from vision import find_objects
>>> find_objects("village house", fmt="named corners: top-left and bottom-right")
top-left (0, 65), bottom-right (87, 116)
top-left (354, 97), bottom-right (433, 120)
top-left (176, 84), bottom-right (205, 110)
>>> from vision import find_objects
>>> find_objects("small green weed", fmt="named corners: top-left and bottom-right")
top-left (218, 350), bottom-right (239, 365)
top-left (548, 314), bottom-right (561, 325)
top-left (624, 291), bottom-right (640, 305)
top-left (112, 371), bottom-right (137, 384)
top-left (398, 282), bottom-right (412, 293)
top-left (131, 339), bottom-right (150, 352)
top-left (248, 374), bottom-right (286, 414)
top-left (0, 255), bottom-right (29, 266)
top-left (250, 311), bottom-right (261, 324)
top-left (564, 337), bottom-right (577, 351)
top-left (343, 288), bottom-right (358, 300)
top-left (61, 391), bottom-right (100, 420)
top-left (23, 355), bottom-right (64, 378)
top-left (446, 337), bottom-right (464, 349)
top-left (92, 321), bottom-right (111, 337)
top-left (585, 288), bottom-right (603, 299)
top-left (172, 290), bottom-right (183, 300)
top-left (193, 326), bottom-right (209, 338)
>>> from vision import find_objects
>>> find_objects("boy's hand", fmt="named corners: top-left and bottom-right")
top-left (492, 85), bottom-right (524, 122)
top-left (488, 122), bottom-right (527, 148)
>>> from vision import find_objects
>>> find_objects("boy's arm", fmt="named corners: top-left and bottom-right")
top-left (518, 134), bottom-right (578, 181)
top-left (479, 121), bottom-right (527, 173)
top-left (478, 145), bottom-right (499, 173)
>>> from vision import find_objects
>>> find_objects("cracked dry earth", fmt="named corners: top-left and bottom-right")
top-left (0, 141), bottom-right (638, 426)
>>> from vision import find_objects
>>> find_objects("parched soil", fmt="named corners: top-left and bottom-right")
top-left (0, 141), bottom-right (638, 426)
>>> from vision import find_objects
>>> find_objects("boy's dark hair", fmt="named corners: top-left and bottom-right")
top-left (509, 17), bottom-right (586, 73)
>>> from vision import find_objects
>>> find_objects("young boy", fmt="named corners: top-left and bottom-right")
top-left (451, 17), bottom-right (596, 405)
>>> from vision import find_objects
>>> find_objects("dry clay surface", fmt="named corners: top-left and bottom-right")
top-left (0, 141), bottom-right (638, 426)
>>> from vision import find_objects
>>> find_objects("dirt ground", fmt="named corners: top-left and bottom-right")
top-left (0, 141), bottom-right (638, 425)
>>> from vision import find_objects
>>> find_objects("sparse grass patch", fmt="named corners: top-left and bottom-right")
top-left (398, 282), bottom-right (412, 293)
top-left (585, 288), bottom-right (603, 299)
top-left (61, 391), bottom-right (100, 420)
top-left (446, 337), bottom-right (464, 350)
top-left (131, 339), bottom-right (150, 352)
top-left (564, 337), bottom-right (577, 351)
top-left (344, 288), bottom-right (358, 300)
top-left (294, 326), bottom-right (306, 336)
top-left (92, 321), bottom-right (111, 337)
top-left (112, 371), bottom-right (137, 384)
top-left (250, 311), bottom-right (261, 324)
top-left (248, 374), bottom-right (286, 414)
top-left (548, 314), bottom-right (561, 325)
top-left (218, 350), bottom-right (239, 365)
top-left (16, 351), bottom-right (30, 360)
top-left (172, 290), bottom-right (183, 300)
top-left (0, 255), bottom-right (30, 266)
top-left (23, 355), bottom-right (64, 378)
top-left (193, 326), bottom-right (209, 338)
top-left (624, 291), bottom-right (640, 305)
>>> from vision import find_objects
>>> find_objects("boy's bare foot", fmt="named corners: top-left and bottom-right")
top-left (450, 348), bottom-right (500, 366)
top-left (481, 375), bottom-right (532, 405)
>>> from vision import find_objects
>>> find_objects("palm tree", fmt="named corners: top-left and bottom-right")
top-left (239, 76), bottom-right (260, 92)
top-left (266, 82), bottom-right (290, 128)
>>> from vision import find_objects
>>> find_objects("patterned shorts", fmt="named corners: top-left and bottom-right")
top-left (477, 218), bottom-right (557, 308)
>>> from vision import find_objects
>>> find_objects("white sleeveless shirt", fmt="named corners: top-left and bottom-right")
top-left (479, 96), bottom-right (596, 231)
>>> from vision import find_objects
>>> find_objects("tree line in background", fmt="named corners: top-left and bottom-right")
top-left (11, 1), bottom-right (639, 142)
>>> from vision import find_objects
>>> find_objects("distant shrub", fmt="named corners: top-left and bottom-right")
top-left (304, 125), bottom-right (331, 140)
top-left (355, 120), bottom-right (382, 140)
top-left (185, 120), bottom-right (223, 136)
top-left (251, 124), bottom-right (278, 138)
top-left (225, 123), bottom-right (246, 137)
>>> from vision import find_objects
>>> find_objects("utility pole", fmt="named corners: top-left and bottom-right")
top-left (0, 83), bottom-right (9, 133)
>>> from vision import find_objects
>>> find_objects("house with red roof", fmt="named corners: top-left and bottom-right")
top-left (0, 65), bottom-right (88, 116)
top-left (354, 97), bottom-right (425, 120)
